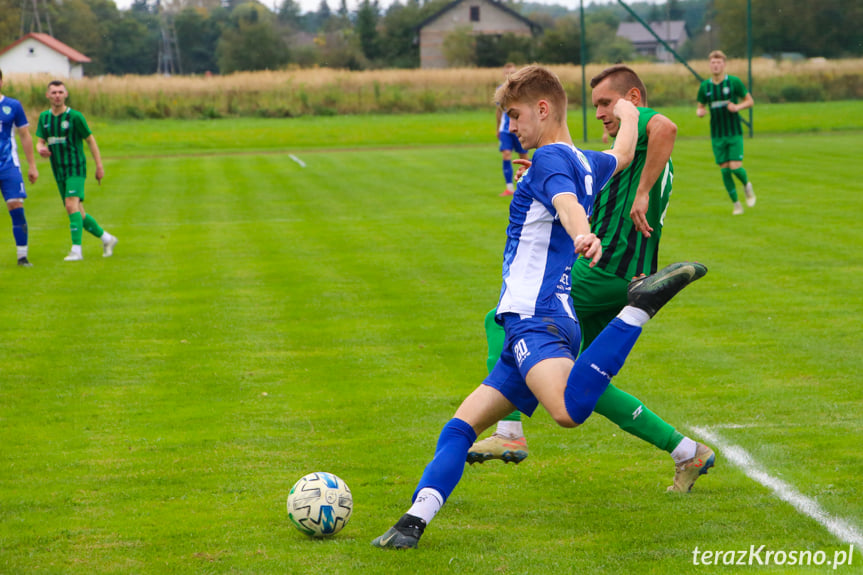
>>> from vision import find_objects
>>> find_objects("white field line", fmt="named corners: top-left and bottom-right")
top-left (693, 426), bottom-right (863, 552)
top-left (709, 422), bottom-right (858, 430)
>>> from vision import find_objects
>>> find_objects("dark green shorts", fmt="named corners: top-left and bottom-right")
top-left (711, 135), bottom-right (745, 165)
top-left (56, 176), bottom-right (86, 201)
top-left (570, 261), bottom-right (630, 352)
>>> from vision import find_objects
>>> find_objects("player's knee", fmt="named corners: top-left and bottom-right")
top-left (548, 407), bottom-right (578, 428)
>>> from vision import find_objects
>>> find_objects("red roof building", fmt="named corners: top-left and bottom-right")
top-left (0, 33), bottom-right (91, 78)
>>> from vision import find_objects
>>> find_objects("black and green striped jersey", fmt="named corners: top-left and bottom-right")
top-left (36, 107), bottom-right (92, 181)
top-left (590, 107), bottom-right (673, 281)
top-left (697, 75), bottom-right (748, 139)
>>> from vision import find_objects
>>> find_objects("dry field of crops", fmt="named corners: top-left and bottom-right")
top-left (9, 58), bottom-right (862, 119)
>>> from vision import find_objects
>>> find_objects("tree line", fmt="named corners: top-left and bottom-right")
top-left (0, 0), bottom-right (860, 76)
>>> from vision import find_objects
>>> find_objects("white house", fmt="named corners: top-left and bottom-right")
top-left (0, 33), bottom-right (91, 79)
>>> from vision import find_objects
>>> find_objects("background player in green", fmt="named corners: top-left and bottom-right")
top-left (469, 65), bottom-right (715, 493)
top-left (697, 50), bottom-right (755, 215)
top-left (35, 80), bottom-right (117, 261)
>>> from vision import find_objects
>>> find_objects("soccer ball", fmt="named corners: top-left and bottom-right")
top-left (287, 472), bottom-right (353, 537)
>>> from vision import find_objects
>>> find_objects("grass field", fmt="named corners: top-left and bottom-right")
top-left (1, 101), bottom-right (862, 574)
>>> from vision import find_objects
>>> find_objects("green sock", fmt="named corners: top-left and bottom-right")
top-left (731, 167), bottom-right (749, 185)
top-left (593, 383), bottom-right (684, 453)
top-left (83, 213), bottom-right (104, 238)
top-left (721, 168), bottom-right (738, 202)
top-left (484, 308), bottom-right (522, 423)
top-left (69, 212), bottom-right (83, 245)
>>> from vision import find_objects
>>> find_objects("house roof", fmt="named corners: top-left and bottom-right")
top-left (617, 20), bottom-right (688, 44)
top-left (416, 0), bottom-right (542, 33)
top-left (0, 33), bottom-right (91, 63)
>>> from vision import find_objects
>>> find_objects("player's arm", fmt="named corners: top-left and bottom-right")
top-left (630, 114), bottom-right (677, 238)
top-left (553, 193), bottom-right (602, 267)
top-left (495, 107), bottom-right (502, 137)
top-left (36, 136), bottom-right (50, 158)
top-left (84, 134), bottom-right (105, 183)
top-left (603, 99), bottom-right (639, 176)
top-left (16, 125), bottom-right (38, 184)
top-left (727, 92), bottom-right (754, 114)
top-left (696, 83), bottom-right (707, 117)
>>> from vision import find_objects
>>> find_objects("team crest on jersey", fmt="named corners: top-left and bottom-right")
top-left (575, 148), bottom-right (592, 173)
top-left (61, 120), bottom-right (70, 130)
top-left (513, 338), bottom-right (531, 367)
top-left (723, 86), bottom-right (730, 95)
top-left (2, 106), bottom-right (10, 115)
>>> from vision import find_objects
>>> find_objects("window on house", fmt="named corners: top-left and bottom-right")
top-left (470, 6), bottom-right (480, 21)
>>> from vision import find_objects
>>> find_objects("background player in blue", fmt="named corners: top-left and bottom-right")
top-left (496, 62), bottom-right (529, 196)
top-left (0, 69), bottom-right (39, 266)
top-left (372, 65), bottom-right (707, 549)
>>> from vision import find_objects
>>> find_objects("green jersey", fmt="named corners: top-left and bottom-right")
top-left (697, 75), bottom-right (748, 139)
top-left (36, 107), bottom-right (92, 182)
top-left (590, 107), bottom-right (673, 281)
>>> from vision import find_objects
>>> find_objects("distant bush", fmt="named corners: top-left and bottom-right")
top-left (6, 59), bottom-right (862, 120)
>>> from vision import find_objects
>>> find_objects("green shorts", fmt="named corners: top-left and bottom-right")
top-left (570, 261), bottom-right (630, 352)
top-left (711, 135), bottom-right (745, 165)
top-left (56, 176), bottom-right (86, 201)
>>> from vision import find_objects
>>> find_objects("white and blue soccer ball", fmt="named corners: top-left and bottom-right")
top-left (287, 472), bottom-right (353, 537)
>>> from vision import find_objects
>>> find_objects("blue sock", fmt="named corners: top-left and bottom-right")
top-left (564, 318), bottom-right (642, 424)
top-left (503, 160), bottom-right (513, 184)
top-left (9, 207), bottom-right (27, 247)
top-left (412, 418), bottom-right (477, 503)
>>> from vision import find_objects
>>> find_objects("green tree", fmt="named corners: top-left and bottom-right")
top-left (175, 6), bottom-right (227, 74)
top-left (355, 0), bottom-right (380, 61)
top-left (378, 0), bottom-right (419, 67)
top-left (104, 12), bottom-right (159, 74)
top-left (536, 15), bottom-right (580, 64)
top-left (475, 33), bottom-right (533, 67)
top-left (585, 17), bottom-right (632, 64)
top-left (315, 29), bottom-right (366, 69)
top-left (277, 0), bottom-right (302, 28)
top-left (715, 0), bottom-right (863, 58)
top-left (442, 26), bottom-right (476, 67)
top-left (217, 2), bottom-right (288, 73)
top-left (49, 0), bottom-right (109, 74)
top-left (0, 0), bottom-right (21, 48)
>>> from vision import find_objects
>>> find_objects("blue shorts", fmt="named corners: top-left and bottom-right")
top-left (482, 313), bottom-right (581, 416)
top-left (0, 168), bottom-right (26, 202)
top-left (499, 132), bottom-right (527, 154)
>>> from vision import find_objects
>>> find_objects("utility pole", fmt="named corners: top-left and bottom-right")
top-left (156, 0), bottom-right (182, 75)
top-left (20, 0), bottom-right (53, 37)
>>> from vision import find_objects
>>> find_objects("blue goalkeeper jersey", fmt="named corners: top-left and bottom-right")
top-left (0, 96), bottom-right (28, 176)
top-left (497, 143), bottom-right (617, 318)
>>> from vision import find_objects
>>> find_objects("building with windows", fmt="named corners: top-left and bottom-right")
top-left (616, 20), bottom-right (689, 62)
top-left (0, 33), bottom-right (90, 78)
top-left (417, 0), bottom-right (540, 69)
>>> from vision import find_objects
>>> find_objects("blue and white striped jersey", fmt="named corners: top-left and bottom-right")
top-left (499, 112), bottom-right (512, 134)
top-left (496, 143), bottom-right (617, 318)
top-left (0, 96), bottom-right (28, 175)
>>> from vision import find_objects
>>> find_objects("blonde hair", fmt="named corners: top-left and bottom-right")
top-left (494, 64), bottom-right (567, 122)
top-left (709, 50), bottom-right (727, 61)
